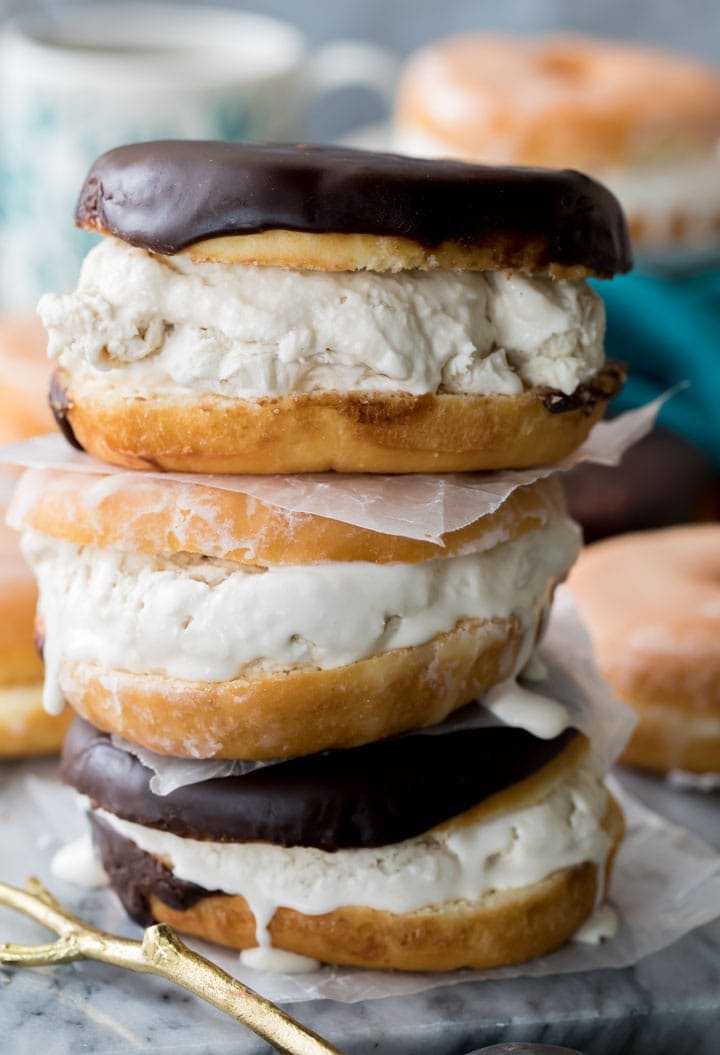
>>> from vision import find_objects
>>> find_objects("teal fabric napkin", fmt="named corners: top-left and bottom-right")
top-left (594, 269), bottom-right (720, 468)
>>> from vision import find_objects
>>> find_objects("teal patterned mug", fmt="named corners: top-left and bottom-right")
top-left (0, 3), bottom-right (397, 309)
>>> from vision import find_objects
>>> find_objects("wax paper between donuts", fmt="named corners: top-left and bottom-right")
top-left (0, 395), bottom-right (666, 544)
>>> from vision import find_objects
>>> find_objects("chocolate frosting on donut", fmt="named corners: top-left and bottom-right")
top-left (63, 717), bottom-right (579, 851)
top-left (75, 141), bottom-right (631, 274)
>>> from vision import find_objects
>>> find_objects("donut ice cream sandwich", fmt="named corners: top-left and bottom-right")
top-left (395, 35), bottom-right (720, 251)
top-left (62, 716), bottom-right (623, 971)
top-left (13, 469), bottom-right (579, 759)
top-left (567, 526), bottom-right (720, 774)
top-left (0, 506), bottom-right (71, 758)
top-left (38, 141), bottom-right (629, 474)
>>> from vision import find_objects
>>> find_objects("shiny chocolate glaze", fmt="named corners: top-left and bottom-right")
top-left (75, 141), bottom-right (631, 274)
top-left (63, 717), bottom-right (579, 851)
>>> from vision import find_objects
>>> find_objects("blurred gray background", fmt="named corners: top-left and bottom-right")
top-left (4, 0), bottom-right (719, 58)
top-left (4, 0), bottom-right (717, 140)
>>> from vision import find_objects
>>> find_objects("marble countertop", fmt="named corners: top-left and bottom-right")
top-left (1, 761), bottom-right (719, 1055)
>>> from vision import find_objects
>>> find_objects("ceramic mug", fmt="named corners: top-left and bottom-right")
top-left (0, 3), bottom-right (398, 309)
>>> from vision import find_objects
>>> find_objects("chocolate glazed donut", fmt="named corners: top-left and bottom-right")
top-left (75, 141), bottom-right (631, 274)
top-left (62, 717), bottom-right (579, 851)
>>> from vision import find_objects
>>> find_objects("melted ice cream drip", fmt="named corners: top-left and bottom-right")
top-left (573, 903), bottom-right (619, 945)
top-left (240, 947), bottom-right (321, 974)
top-left (51, 834), bottom-right (109, 888)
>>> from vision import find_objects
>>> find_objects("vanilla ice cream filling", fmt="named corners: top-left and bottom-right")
top-left (23, 517), bottom-right (581, 716)
top-left (38, 238), bottom-right (605, 399)
top-left (94, 753), bottom-right (610, 948)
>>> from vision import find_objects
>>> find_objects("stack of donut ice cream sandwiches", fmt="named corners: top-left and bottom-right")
top-left (17, 141), bottom-right (632, 972)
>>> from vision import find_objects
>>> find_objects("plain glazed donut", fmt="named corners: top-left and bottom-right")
top-left (10, 467), bottom-right (567, 567)
top-left (394, 34), bottom-right (720, 249)
top-left (566, 525), bottom-right (720, 773)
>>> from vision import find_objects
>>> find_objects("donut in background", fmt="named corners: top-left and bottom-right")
top-left (394, 34), bottom-right (720, 253)
top-left (0, 316), bottom-right (55, 442)
top-left (0, 316), bottom-right (70, 757)
top-left (0, 508), bottom-right (72, 758)
top-left (566, 525), bottom-right (720, 775)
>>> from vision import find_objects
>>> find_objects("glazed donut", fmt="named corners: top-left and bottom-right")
top-left (0, 317), bottom-right (55, 444)
top-left (0, 509), bottom-right (71, 758)
top-left (394, 34), bottom-right (720, 249)
top-left (566, 525), bottom-right (720, 773)
top-left (12, 470), bottom-right (580, 759)
top-left (64, 719), bottom-right (624, 971)
top-left (38, 142), bottom-right (629, 474)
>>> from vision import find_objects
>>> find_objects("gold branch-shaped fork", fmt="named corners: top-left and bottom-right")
top-left (0, 877), bottom-right (344, 1055)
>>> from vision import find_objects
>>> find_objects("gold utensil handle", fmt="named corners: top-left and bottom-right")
top-left (0, 878), bottom-right (344, 1055)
